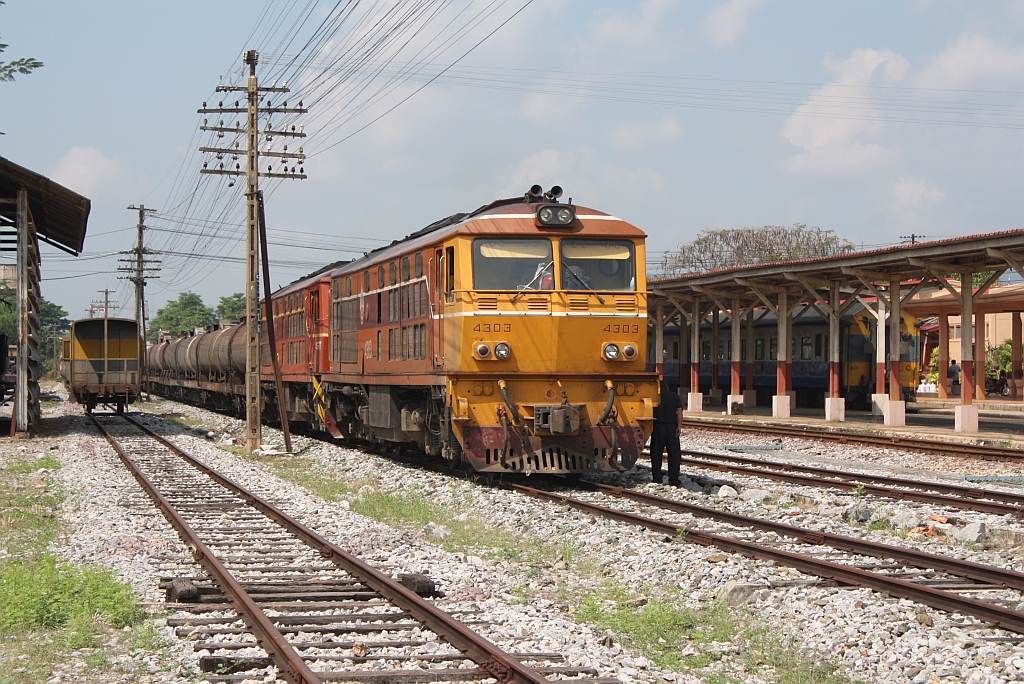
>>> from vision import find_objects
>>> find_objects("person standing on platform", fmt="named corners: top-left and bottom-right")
top-left (650, 382), bottom-right (685, 486)
top-left (949, 359), bottom-right (962, 397)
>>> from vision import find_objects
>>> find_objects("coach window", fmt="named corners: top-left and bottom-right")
top-left (415, 252), bottom-right (423, 278)
top-left (801, 336), bottom-right (812, 360)
top-left (769, 337), bottom-right (777, 360)
top-left (363, 270), bottom-right (370, 293)
top-left (559, 239), bottom-right (635, 291)
top-left (402, 256), bottom-right (410, 281)
top-left (346, 276), bottom-right (352, 297)
top-left (755, 338), bottom-right (765, 361)
top-left (378, 265), bottom-right (385, 290)
top-left (390, 261), bottom-right (397, 286)
top-left (471, 238), bottom-right (552, 291)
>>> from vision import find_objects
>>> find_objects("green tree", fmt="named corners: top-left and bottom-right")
top-left (215, 293), bottom-right (246, 321)
top-left (0, 2), bottom-right (43, 83)
top-left (148, 292), bottom-right (213, 341)
top-left (0, 290), bottom-right (70, 374)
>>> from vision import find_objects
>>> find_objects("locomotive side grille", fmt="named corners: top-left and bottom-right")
top-left (476, 296), bottom-right (498, 310)
top-left (526, 297), bottom-right (548, 311)
top-left (615, 296), bottom-right (637, 312)
top-left (567, 296), bottom-right (589, 311)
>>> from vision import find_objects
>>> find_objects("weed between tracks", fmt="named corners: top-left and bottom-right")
top-left (578, 583), bottom-right (851, 683)
top-left (0, 451), bottom-right (170, 683)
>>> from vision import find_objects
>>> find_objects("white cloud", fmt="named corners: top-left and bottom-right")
top-left (892, 176), bottom-right (943, 211)
top-left (584, 0), bottom-right (682, 62)
top-left (51, 146), bottom-right (128, 197)
top-left (610, 117), bottom-right (683, 152)
top-left (502, 148), bottom-right (589, 196)
top-left (781, 48), bottom-right (909, 176)
top-left (702, 0), bottom-right (766, 49)
top-left (915, 34), bottom-right (1024, 89)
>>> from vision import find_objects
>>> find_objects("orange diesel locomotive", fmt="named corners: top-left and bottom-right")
top-left (149, 187), bottom-right (658, 474)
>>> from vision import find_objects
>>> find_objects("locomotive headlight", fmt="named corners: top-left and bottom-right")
top-left (476, 343), bottom-right (491, 358)
top-left (603, 343), bottom-right (620, 360)
top-left (536, 204), bottom-right (576, 226)
top-left (622, 344), bottom-right (637, 360)
top-left (494, 342), bottom-right (511, 360)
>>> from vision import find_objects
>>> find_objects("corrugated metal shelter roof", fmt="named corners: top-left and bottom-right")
top-left (0, 156), bottom-right (90, 255)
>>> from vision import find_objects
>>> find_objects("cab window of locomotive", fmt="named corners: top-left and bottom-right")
top-left (471, 238), bottom-right (553, 291)
top-left (559, 240), bottom-right (635, 291)
top-left (402, 256), bottom-right (410, 281)
top-left (415, 252), bottom-right (423, 278)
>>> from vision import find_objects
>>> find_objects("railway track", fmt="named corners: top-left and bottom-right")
top-left (89, 413), bottom-right (610, 684)
top-left (512, 482), bottom-right (1024, 636)
top-left (666, 448), bottom-right (1024, 518)
top-left (678, 417), bottom-right (1024, 461)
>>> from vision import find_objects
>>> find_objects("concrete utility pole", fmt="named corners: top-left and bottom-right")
top-left (119, 205), bottom-right (160, 398)
top-left (198, 49), bottom-right (306, 451)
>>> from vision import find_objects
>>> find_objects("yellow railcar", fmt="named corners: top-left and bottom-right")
top-left (61, 317), bottom-right (140, 413)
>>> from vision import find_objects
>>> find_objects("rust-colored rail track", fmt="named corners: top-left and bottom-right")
top-left (91, 413), bottom-right (605, 684)
top-left (678, 417), bottom-right (1024, 461)
top-left (667, 448), bottom-right (1024, 518)
top-left (512, 483), bottom-right (1024, 635)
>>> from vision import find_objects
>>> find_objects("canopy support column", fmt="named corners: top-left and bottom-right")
top-left (710, 308), bottom-right (720, 404)
top-left (688, 298), bottom-right (702, 412)
top-left (975, 310), bottom-right (986, 402)
top-left (743, 306), bottom-right (756, 409)
top-left (956, 271), bottom-right (978, 432)
top-left (773, 290), bottom-right (791, 418)
top-left (884, 279), bottom-right (905, 426)
top-left (938, 313), bottom-right (949, 399)
top-left (1012, 312), bottom-right (1022, 400)
top-left (825, 281), bottom-right (844, 422)
top-left (728, 297), bottom-right (743, 414)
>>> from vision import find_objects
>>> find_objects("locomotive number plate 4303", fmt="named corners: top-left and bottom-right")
top-left (603, 324), bottom-right (640, 333)
top-left (473, 323), bottom-right (512, 333)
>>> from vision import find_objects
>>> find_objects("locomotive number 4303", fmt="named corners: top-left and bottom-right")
top-left (473, 323), bottom-right (512, 333)
top-left (604, 324), bottom-right (640, 333)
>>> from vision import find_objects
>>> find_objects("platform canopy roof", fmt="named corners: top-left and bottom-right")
top-left (904, 282), bottom-right (1024, 317)
top-left (0, 156), bottom-right (90, 255)
top-left (650, 229), bottom-right (1024, 305)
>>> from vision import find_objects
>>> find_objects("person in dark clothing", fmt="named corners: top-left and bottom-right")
top-left (649, 383), bottom-right (684, 486)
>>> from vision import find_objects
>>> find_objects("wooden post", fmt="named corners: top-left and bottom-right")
top-left (745, 307), bottom-right (755, 391)
top-left (711, 309), bottom-right (720, 392)
top-left (828, 282), bottom-right (840, 399)
top-left (875, 296), bottom-right (886, 396)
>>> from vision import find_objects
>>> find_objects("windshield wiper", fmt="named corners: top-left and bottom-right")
top-left (565, 268), bottom-right (605, 304)
top-left (511, 261), bottom-right (553, 303)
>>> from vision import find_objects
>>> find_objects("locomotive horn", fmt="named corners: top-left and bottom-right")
top-left (546, 185), bottom-right (563, 200)
top-left (527, 184), bottom-right (544, 198)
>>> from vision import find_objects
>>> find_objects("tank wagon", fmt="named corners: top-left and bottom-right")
top-left (149, 187), bottom-right (659, 474)
top-left (61, 317), bottom-right (141, 412)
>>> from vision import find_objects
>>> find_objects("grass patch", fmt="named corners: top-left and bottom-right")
top-left (258, 455), bottom-right (593, 570)
top-left (574, 582), bottom-right (852, 683)
top-left (161, 413), bottom-right (205, 428)
top-left (0, 454), bottom-right (154, 683)
top-left (0, 554), bottom-right (145, 633)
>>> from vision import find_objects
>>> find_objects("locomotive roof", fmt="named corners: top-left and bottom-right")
top-left (270, 196), bottom-right (644, 298)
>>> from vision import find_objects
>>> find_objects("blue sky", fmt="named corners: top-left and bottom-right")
top-left (2, 0), bottom-right (1024, 319)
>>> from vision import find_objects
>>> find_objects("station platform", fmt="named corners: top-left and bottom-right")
top-left (683, 402), bottom-right (1024, 449)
